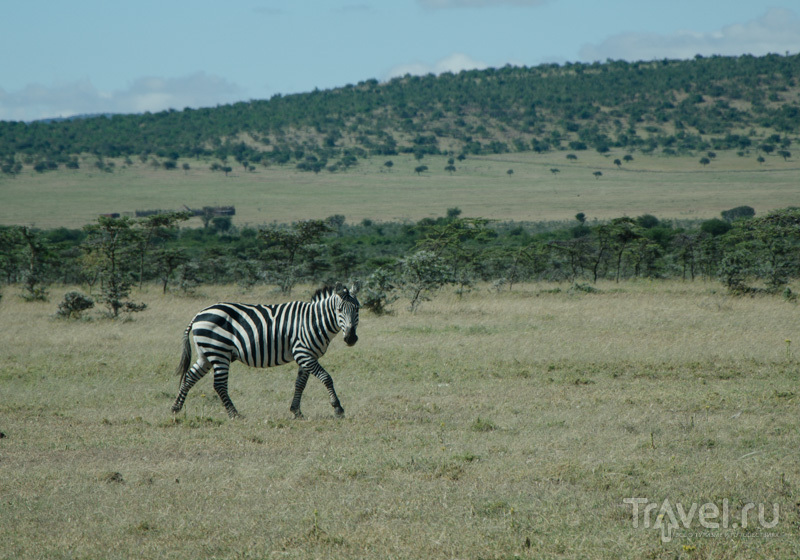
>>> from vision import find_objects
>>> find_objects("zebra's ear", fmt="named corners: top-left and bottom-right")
top-left (334, 282), bottom-right (347, 298)
top-left (349, 280), bottom-right (361, 296)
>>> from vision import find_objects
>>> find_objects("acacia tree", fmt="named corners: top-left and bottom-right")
top-left (133, 211), bottom-right (192, 288)
top-left (414, 216), bottom-right (492, 293)
top-left (725, 208), bottom-right (800, 293)
top-left (258, 219), bottom-right (333, 293)
top-left (153, 247), bottom-right (188, 294)
top-left (396, 250), bottom-right (451, 312)
top-left (83, 216), bottom-right (146, 318)
top-left (15, 226), bottom-right (50, 301)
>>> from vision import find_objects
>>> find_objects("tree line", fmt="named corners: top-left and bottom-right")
top-left (2, 205), bottom-right (799, 317)
top-left (1, 53), bottom-right (798, 178)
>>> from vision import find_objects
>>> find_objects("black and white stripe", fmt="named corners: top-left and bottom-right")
top-left (171, 283), bottom-right (360, 418)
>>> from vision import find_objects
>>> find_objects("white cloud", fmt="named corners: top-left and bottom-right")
top-left (579, 7), bottom-right (800, 62)
top-left (386, 53), bottom-right (489, 80)
top-left (419, 0), bottom-right (547, 7)
top-left (0, 72), bottom-right (242, 122)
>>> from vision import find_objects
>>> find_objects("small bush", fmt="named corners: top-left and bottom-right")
top-left (361, 269), bottom-right (398, 315)
top-left (56, 291), bottom-right (95, 319)
top-left (471, 417), bottom-right (497, 432)
top-left (570, 282), bottom-right (600, 294)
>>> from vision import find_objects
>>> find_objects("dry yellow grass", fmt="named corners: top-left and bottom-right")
top-left (1, 281), bottom-right (799, 559)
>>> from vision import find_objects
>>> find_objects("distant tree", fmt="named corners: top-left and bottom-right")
top-left (326, 214), bottom-right (346, 232)
top-left (153, 248), bottom-right (188, 294)
top-left (16, 226), bottom-right (50, 301)
top-left (82, 216), bottom-right (146, 318)
top-left (384, 160), bottom-right (394, 171)
top-left (212, 216), bottom-right (233, 232)
top-left (707, 151), bottom-right (717, 159)
top-left (133, 211), bottom-right (192, 288)
top-left (699, 157), bottom-right (711, 166)
top-left (182, 163), bottom-right (191, 174)
top-left (757, 156), bottom-right (766, 164)
top-left (222, 166), bottom-right (232, 176)
top-left (721, 206), bottom-right (755, 222)
top-left (623, 154), bottom-right (634, 163)
top-left (258, 219), bottom-right (333, 293)
top-left (575, 212), bottom-right (586, 224)
top-left (200, 207), bottom-right (215, 229)
top-left (162, 160), bottom-right (177, 170)
top-left (445, 164), bottom-right (456, 173)
top-left (636, 214), bottom-right (660, 229)
top-left (566, 154), bottom-right (578, 161)
top-left (550, 168), bottom-right (560, 176)
top-left (593, 171), bottom-right (603, 179)
top-left (778, 150), bottom-right (791, 161)
top-left (396, 250), bottom-right (450, 312)
top-left (700, 218), bottom-right (732, 236)
top-left (446, 207), bottom-right (462, 220)
top-left (414, 165), bottom-right (428, 175)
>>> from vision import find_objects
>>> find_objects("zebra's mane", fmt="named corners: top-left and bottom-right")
top-left (311, 285), bottom-right (337, 302)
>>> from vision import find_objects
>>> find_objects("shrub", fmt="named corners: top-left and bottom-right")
top-left (56, 291), bottom-right (95, 319)
top-left (361, 269), bottom-right (398, 315)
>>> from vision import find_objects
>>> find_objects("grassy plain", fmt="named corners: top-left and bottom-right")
top-left (1, 281), bottom-right (799, 559)
top-left (1, 151), bottom-right (799, 228)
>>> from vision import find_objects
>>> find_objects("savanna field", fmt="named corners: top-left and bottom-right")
top-left (2, 281), bottom-right (799, 559)
top-left (4, 53), bottom-right (800, 559)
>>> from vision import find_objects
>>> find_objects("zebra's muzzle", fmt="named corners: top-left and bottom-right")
top-left (343, 329), bottom-right (358, 346)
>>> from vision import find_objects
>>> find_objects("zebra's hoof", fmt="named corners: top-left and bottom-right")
top-left (227, 409), bottom-right (242, 419)
top-left (171, 404), bottom-right (182, 413)
top-left (291, 408), bottom-right (304, 419)
top-left (334, 407), bottom-right (345, 418)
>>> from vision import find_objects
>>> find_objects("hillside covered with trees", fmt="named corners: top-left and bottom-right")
top-left (1, 53), bottom-right (799, 176)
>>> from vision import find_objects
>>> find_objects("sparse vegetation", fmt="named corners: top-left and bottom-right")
top-left (2, 50), bottom-right (800, 559)
top-left (1, 282), bottom-right (798, 559)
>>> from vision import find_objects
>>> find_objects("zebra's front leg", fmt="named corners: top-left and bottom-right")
top-left (290, 367), bottom-right (309, 419)
top-left (310, 363), bottom-right (345, 418)
top-left (294, 353), bottom-right (344, 418)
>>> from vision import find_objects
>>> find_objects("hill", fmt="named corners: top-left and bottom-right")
top-left (1, 53), bottom-right (798, 174)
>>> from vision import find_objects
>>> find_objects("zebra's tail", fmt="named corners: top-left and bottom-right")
top-left (174, 323), bottom-right (193, 386)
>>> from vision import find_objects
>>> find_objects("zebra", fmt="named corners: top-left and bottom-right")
top-left (171, 283), bottom-right (360, 419)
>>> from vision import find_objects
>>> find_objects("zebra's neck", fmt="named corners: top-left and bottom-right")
top-left (312, 294), bottom-right (340, 338)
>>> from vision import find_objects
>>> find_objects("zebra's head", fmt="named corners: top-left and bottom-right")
top-left (334, 282), bottom-right (360, 346)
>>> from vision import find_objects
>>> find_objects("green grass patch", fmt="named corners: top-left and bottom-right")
top-left (2, 151), bottom-right (800, 228)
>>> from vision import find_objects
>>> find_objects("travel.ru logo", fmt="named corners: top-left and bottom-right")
top-left (624, 498), bottom-right (781, 543)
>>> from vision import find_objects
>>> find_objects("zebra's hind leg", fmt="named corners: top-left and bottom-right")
top-left (172, 359), bottom-right (211, 414)
top-left (211, 361), bottom-right (241, 418)
top-left (290, 367), bottom-right (310, 419)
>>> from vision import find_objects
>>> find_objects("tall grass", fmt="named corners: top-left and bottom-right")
top-left (1, 281), bottom-right (798, 558)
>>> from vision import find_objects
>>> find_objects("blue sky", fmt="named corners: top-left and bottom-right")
top-left (2, 0), bottom-right (799, 121)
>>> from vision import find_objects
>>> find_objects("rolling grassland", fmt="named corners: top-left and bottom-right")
top-left (1, 151), bottom-right (799, 228)
top-left (1, 281), bottom-right (798, 559)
